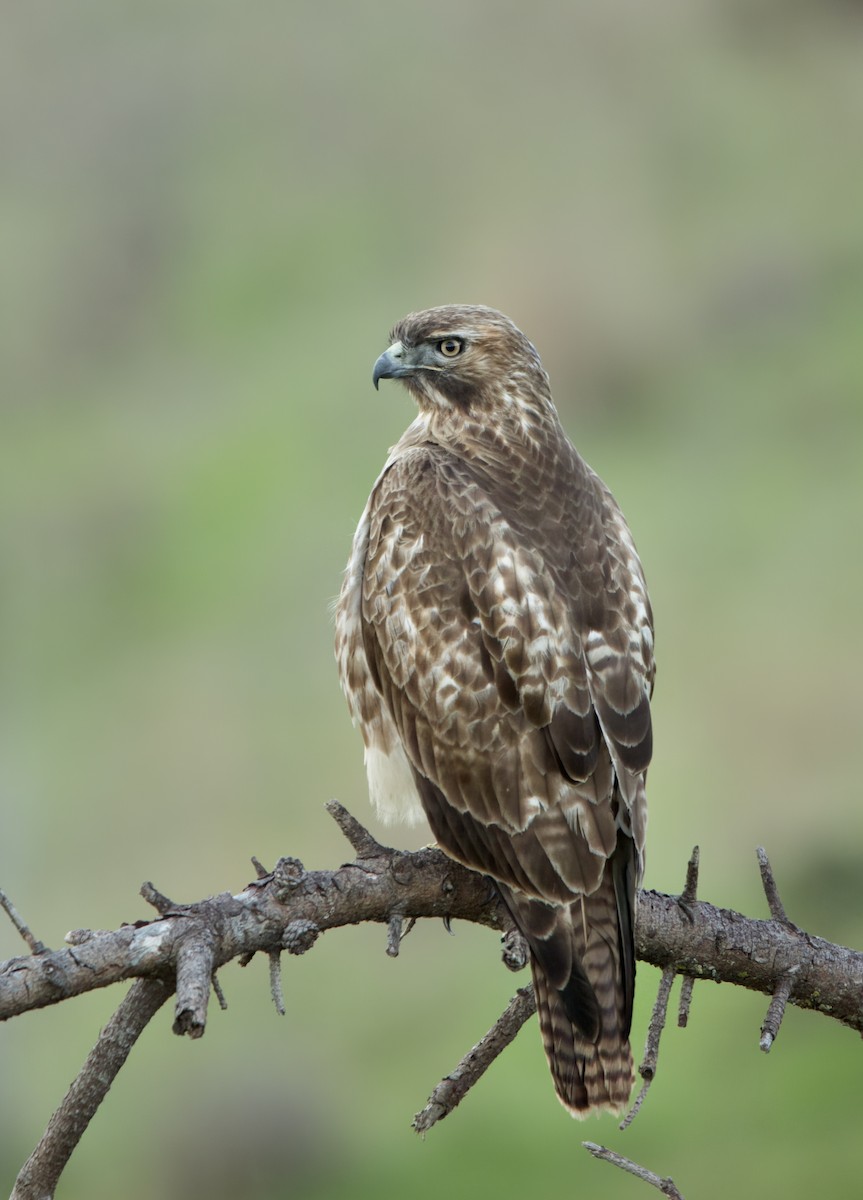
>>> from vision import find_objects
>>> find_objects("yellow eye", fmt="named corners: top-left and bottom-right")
top-left (438, 338), bottom-right (462, 358)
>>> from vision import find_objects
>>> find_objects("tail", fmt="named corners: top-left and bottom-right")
top-left (531, 942), bottom-right (633, 1116)
top-left (503, 851), bottom-right (636, 1116)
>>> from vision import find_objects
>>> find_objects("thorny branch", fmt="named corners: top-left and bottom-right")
top-left (2, 808), bottom-right (862, 1199)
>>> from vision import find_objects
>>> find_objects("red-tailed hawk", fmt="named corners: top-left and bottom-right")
top-left (335, 305), bottom-right (654, 1115)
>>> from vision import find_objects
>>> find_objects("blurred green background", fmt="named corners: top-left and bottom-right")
top-left (2, 2), bottom-right (862, 1196)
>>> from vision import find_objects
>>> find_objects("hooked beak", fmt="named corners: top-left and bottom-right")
top-left (372, 340), bottom-right (412, 390)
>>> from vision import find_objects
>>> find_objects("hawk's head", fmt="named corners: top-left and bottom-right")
top-left (372, 305), bottom-right (550, 413)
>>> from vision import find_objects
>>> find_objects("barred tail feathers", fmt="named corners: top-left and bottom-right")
top-left (532, 954), bottom-right (633, 1116)
top-left (506, 871), bottom-right (635, 1116)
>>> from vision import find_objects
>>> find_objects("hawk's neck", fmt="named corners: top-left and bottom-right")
top-left (394, 388), bottom-right (588, 532)
top-left (414, 386), bottom-right (579, 475)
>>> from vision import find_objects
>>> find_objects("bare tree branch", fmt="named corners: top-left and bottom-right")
top-left (633, 885), bottom-right (863, 1034)
top-left (583, 1143), bottom-right (685, 1199)
top-left (10, 978), bottom-right (174, 1200)
top-left (413, 985), bottom-right (537, 1133)
top-left (3, 833), bottom-right (860, 1036)
top-left (3, 812), bottom-right (863, 1198)
top-left (0, 818), bottom-right (501, 1025)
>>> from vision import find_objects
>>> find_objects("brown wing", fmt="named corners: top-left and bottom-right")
top-left (361, 444), bottom-right (632, 900)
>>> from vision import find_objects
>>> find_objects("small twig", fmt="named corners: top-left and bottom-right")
top-left (387, 913), bottom-right (404, 957)
top-left (620, 966), bottom-right (675, 1130)
top-left (677, 975), bottom-right (695, 1028)
top-left (387, 914), bottom-right (417, 956)
top-left (268, 951), bottom-right (286, 1015)
top-left (757, 846), bottom-right (790, 924)
top-left (211, 972), bottom-right (228, 1011)
top-left (10, 978), bottom-right (174, 1200)
top-left (326, 799), bottom-right (386, 859)
top-left (760, 970), bottom-right (796, 1052)
top-left (140, 881), bottom-right (176, 916)
top-left (620, 1077), bottom-right (650, 1130)
top-left (413, 985), bottom-right (536, 1134)
top-left (679, 846), bottom-right (700, 910)
top-left (583, 1143), bottom-right (685, 1199)
top-left (674, 849), bottom-right (700, 1029)
top-left (250, 856), bottom-right (270, 880)
top-left (669, 847), bottom-right (700, 1029)
top-left (0, 888), bottom-right (47, 955)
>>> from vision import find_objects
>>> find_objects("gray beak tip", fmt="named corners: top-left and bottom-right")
top-left (372, 343), bottom-right (407, 391)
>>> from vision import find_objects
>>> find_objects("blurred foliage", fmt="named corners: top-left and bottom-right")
top-left (2, 1), bottom-right (863, 1197)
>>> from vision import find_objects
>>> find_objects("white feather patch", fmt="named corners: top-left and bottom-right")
top-left (364, 742), bottom-right (426, 825)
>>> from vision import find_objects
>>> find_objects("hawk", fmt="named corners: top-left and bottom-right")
top-left (335, 305), bottom-right (654, 1115)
